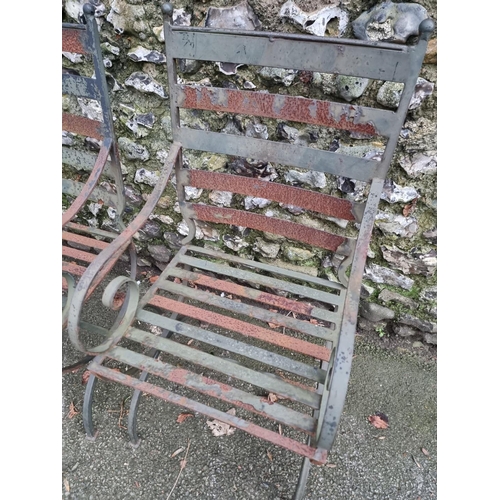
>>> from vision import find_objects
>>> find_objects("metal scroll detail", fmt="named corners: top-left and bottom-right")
top-left (68, 276), bottom-right (140, 354)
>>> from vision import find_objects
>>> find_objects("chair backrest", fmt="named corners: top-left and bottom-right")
top-left (161, 3), bottom-right (433, 286)
top-left (62, 4), bottom-right (125, 218)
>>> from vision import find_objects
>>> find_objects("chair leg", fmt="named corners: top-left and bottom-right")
top-left (293, 456), bottom-right (311, 500)
top-left (128, 370), bottom-right (150, 447)
top-left (127, 311), bottom-right (176, 447)
top-left (83, 373), bottom-right (98, 440)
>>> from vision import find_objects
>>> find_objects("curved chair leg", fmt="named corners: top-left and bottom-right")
top-left (128, 369), bottom-right (150, 447)
top-left (293, 457), bottom-right (312, 500)
top-left (127, 303), bottom-right (181, 446)
top-left (83, 372), bottom-right (98, 440)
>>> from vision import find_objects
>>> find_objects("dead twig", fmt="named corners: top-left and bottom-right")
top-left (166, 439), bottom-right (191, 500)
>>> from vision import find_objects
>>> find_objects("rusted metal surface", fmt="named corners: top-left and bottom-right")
top-left (184, 245), bottom-right (345, 294)
top-left (109, 345), bottom-right (317, 433)
top-left (126, 327), bottom-right (322, 408)
top-left (177, 85), bottom-right (382, 137)
top-left (138, 309), bottom-right (326, 382)
top-left (182, 170), bottom-right (359, 221)
top-left (62, 245), bottom-right (96, 264)
top-left (158, 280), bottom-right (336, 341)
top-left (62, 25), bottom-right (87, 54)
top-left (62, 231), bottom-right (109, 251)
top-left (166, 267), bottom-right (337, 323)
top-left (89, 361), bottom-right (328, 463)
top-left (147, 294), bottom-right (331, 362)
top-left (190, 204), bottom-right (349, 253)
top-left (62, 112), bottom-right (103, 140)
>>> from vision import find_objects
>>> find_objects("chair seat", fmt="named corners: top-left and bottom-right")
top-left (87, 244), bottom-right (346, 462)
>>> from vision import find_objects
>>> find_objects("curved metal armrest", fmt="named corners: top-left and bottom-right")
top-left (62, 137), bottom-right (113, 228)
top-left (67, 141), bottom-right (182, 355)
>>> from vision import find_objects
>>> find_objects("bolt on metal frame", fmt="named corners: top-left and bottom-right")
top-left (66, 3), bottom-right (434, 497)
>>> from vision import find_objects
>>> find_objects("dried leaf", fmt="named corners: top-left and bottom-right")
top-left (326, 463), bottom-right (337, 468)
top-left (278, 424), bottom-right (282, 435)
top-left (149, 275), bottom-right (159, 284)
top-left (67, 401), bottom-right (79, 419)
top-left (187, 339), bottom-right (194, 346)
top-left (171, 447), bottom-right (185, 458)
top-left (309, 318), bottom-right (319, 325)
top-left (112, 291), bottom-right (126, 310)
top-left (268, 322), bottom-right (280, 329)
top-left (207, 408), bottom-right (236, 436)
top-left (368, 414), bottom-right (389, 429)
top-left (174, 277), bottom-right (182, 284)
top-left (268, 393), bottom-right (278, 403)
top-left (134, 481), bottom-right (140, 488)
top-left (176, 413), bottom-right (194, 424)
top-left (82, 370), bottom-right (91, 385)
top-left (403, 198), bottom-right (418, 217)
top-left (64, 479), bottom-right (70, 492)
top-left (421, 448), bottom-right (429, 456)
top-left (266, 450), bottom-right (273, 461)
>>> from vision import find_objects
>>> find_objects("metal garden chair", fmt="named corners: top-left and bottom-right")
top-left (62, 4), bottom-right (137, 371)
top-left (66, 4), bottom-right (434, 497)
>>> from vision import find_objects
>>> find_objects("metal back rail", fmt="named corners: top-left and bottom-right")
top-left (67, 3), bottom-right (434, 497)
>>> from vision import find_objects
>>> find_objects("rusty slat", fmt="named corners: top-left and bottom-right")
top-left (137, 309), bottom-right (326, 382)
top-left (182, 170), bottom-right (358, 221)
top-left (62, 231), bottom-right (109, 251)
top-left (158, 280), bottom-right (336, 341)
top-left (190, 204), bottom-right (348, 253)
top-left (108, 346), bottom-right (317, 433)
top-left (62, 245), bottom-right (96, 264)
top-left (166, 267), bottom-right (337, 323)
top-left (126, 327), bottom-right (321, 408)
top-left (177, 85), bottom-right (379, 136)
top-left (62, 262), bottom-right (87, 276)
top-left (62, 27), bottom-right (87, 54)
top-left (62, 112), bottom-right (103, 140)
top-left (89, 362), bottom-right (328, 463)
top-left (147, 294), bottom-right (331, 361)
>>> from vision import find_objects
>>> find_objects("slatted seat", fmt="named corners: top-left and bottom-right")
top-left (67, 3), bottom-right (434, 497)
top-left (62, 4), bottom-right (136, 344)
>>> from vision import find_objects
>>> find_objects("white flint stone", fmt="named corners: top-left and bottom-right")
top-left (244, 197), bottom-right (272, 210)
top-left (134, 168), bottom-right (158, 187)
top-left (125, 72), bottom-right (166, 98)
top-left (62, 52), bottom-right (83, 64)
top-left (279, 0), bottom-right (349, 37)
top-left (78, 98), bottom-right (103, 121)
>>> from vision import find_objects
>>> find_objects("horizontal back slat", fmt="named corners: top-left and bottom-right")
top-left (187, 203), bottom-right (352, 253)
top-left (167, 28), bottom-right (411, 82)
top-left (178, 128), bottom-right (383, 182)
top-left (62, 73), bottom-right (101, 100)
top-left (62, 25), bottom-right (88, 54)
top-left (62, 112), bottom-right (102, 140)
top-left (62, 147), bottom-right (113, 176)
top-left (175, 85), bottom-right (394, 138)
top-left (179, 170), bottom-right (361, 222)
top-left (62, 179), bottom-right (119, 208)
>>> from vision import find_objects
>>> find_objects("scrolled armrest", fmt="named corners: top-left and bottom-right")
top-left (67, 141), bottom-right (182, 354)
